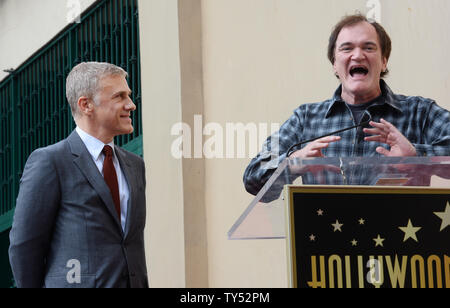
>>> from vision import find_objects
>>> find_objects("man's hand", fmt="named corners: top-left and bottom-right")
top-left (288, 136), bottom-right (342, 175)
top-left (289, 136), bottom-right (341, 158)
top-left (364, 118), bottom-right (417, 157)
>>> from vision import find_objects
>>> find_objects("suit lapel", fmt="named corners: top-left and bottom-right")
top-left (114, 146), bottom-right (134, 237)
top-left (67, 131), bottom-right (123, 233)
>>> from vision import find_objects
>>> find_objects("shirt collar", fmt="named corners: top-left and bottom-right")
top-left (75, 126), bottom-right (115, 161)
top-left (325, 79), bottom-right (403, 118)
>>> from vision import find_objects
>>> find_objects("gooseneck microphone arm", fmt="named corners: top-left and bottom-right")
top-left (286, 116), bottom-right (372, 158)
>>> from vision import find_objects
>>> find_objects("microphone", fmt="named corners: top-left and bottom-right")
top-left (286, 112), bottom-right (372, 157)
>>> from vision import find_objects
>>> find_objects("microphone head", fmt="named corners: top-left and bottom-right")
top-left (362, 110), bottom-right (372, 126)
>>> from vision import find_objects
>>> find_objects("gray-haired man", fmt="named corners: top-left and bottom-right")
top-left (9, 62), bottom-right (148, 288)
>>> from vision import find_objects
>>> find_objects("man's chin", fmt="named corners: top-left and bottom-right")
top-left (344, 81), bottom-right (374, 94)
top-left (117, 126), bottom-right (134, 136)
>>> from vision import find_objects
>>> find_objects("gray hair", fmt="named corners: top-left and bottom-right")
top-left (66, 62), bottom-right (128, 119)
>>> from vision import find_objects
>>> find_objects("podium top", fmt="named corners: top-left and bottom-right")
top-left (229, 156), bottom-right (450, 240)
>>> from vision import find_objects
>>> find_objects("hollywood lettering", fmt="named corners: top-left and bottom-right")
top-left (307, 254), bottom-right (450, 288)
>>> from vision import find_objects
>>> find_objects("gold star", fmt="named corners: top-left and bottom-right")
top-left (351, 239), bottom-right (358, 246)
top-left (434, 202), bottom-right (450, 232)
top-left (317, 209), bottom-right (324, 216)
top-left (399, 219), bottom-right (422, 242)
top-left (358, 218), bottom-right (365, 225)
top-left (373, 235), bottom-right (385, 247)
top-left (309, 234), bottom-right (316, 242)
top-left (332, 220), bottom-right (343, 232)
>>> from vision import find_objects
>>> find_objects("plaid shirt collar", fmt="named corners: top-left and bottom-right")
top-left (325, 79), bottom-right (403, 118)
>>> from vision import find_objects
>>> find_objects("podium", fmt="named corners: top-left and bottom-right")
top-left (229, 157), bottom-right (450, 288)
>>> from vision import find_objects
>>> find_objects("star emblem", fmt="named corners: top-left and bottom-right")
top-left (309, 234), bottom-right (316, 242)
top-left (434, 202), bottom-right (450, 232)
top-left (373, 234), bottom-right (385, 247)
top-left (317, 209), bottom-right (324, 216)
top-left (351, 239), bottom-right (358, 246)
top-left (398, 219), bottom-right (422, 242)
top-left (331, 220), bottom-right (343, 232)
top-left (358, 218), bottom-right (365, 225)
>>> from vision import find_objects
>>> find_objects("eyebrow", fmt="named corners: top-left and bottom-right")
top-left (338, 41), bottom-right (378, 49)
top-left (363, 41), bottom-right (378, 47)
top-left (111, 89), bottom-right (132, 97)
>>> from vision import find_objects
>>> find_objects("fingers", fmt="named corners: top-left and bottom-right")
top-left (363, 119), bottom-right (396, 143)
top-left (380, 118), bottom-right (396, 129)
top-left (309, 150), bottom-right (325, 157)
top-left (376, 146), bottom-right (390, 156)
top-left (365, 119), bottom-right (396, 134)
top-left (317, 136), bottom-right (342, 143)
top-left (307, 136), bottom-right (341, 150)
top-left (304, 136), bottom-right (341, 157)
top-left (290, 136), bottom-right (341, 158)
top-left (364, 121), bottom-right (387, 136)
top-left (365, 119), bottom-right (417, 157)
top-left (364, 135), bottom-right (384, 142)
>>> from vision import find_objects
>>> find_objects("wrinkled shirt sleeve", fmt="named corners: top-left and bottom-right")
top-left (243, 110), bottom-right (303, 195)
top-left (413, 101), bottom-right (450, 156)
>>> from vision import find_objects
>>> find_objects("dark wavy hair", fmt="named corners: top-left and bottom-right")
top-left (327, 14), bottom-right (392, 78)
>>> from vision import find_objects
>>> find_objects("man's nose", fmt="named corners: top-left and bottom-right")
top-left (125, 99), bottom-right (136, 111)
top-left (351, 47), bottom-right (364, 60)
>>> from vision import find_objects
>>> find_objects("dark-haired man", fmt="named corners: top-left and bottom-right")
top-left (244, 14), bottom-right (450, 195)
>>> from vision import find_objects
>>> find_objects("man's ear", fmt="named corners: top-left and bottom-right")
top-left (77, 97), bottom-right (93, 115)
top-left (332, 61), bottom-right (339, 79)
top-left (382, 57), bottom-right (388, 72)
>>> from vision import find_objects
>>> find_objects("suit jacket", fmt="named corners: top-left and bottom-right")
top-left (9, 131), bottom-right (148, 288)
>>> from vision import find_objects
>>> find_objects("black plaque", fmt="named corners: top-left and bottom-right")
top-left (286, 186), bottom-right (450, 288)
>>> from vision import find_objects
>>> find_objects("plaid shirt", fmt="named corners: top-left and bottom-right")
top-left (244, 80), bottom-right (450, 195)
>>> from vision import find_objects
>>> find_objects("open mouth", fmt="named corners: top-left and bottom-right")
top-left (349, 65), bottom-right (369, 78)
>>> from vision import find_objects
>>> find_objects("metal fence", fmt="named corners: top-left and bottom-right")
top-left (0, 0), bottom-right (142, 233)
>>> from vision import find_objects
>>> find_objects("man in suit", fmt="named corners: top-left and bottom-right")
top-left (9, 62), bottom-right (148, 288)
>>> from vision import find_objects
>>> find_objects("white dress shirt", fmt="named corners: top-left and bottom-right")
top-left (76, 127), bottom-right (129, 231)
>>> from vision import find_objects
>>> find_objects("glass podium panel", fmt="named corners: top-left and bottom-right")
top-left (228, 156), bottom-right (450, 240)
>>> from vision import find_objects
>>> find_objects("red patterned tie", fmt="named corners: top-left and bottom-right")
top-left (102, 145), bottom-right (121, 219)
